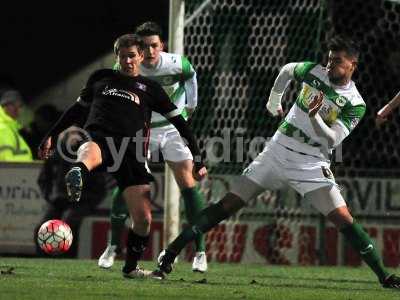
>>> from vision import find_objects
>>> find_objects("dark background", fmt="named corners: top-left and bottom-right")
top-left (0, 1), bottom-right (169, 103)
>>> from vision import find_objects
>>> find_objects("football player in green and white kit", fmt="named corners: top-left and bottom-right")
top-left (98, 22), bottom-right (208, 273)
top-left (153, 36), bottom-right (400, 289)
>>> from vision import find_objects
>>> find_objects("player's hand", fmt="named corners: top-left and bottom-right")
top-left (193, 166), bottom-right (208, 181)
top-left (266, 91), bottom-right (284, 117)
top-left (38, 137), bottom-right (52, 160)
top-left (308, 91), bottom-right (324, 118)
top-left (375, 105), bottom-right (390, 128)
top-left (266, 102), bottom-right (284, 117)
top-left (276, 106), bottom-right (284, 117)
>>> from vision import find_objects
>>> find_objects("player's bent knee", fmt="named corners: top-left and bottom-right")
top-left (78, 141), bottom-right (102, 169)
top-left (230, 175), bottom-right (264, 203)
top-left (175, 173), bottom-right (195, 189)
top-left (141, 215), bottom-right (152, 228)
top-left (167, 160), bottom-right (196, 188)
top-left (327, 206), bottom-right (353, 228)
top-left (132, 213), bottom-right (152, 232)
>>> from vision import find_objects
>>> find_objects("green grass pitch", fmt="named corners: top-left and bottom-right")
top-left (0, 258), bottom-right (398, 300)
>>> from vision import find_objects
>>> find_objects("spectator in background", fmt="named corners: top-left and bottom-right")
top-left (21, 104), bottom-right (62, 159)
top-left (35, 127), bottom-right (110, 258)
top-left (0, 89), bottom-right (32, 161)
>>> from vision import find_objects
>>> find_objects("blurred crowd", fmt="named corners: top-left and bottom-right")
top-left (0, 87), bottom-right (60, 161)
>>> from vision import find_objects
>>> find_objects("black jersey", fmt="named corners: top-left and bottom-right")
top-left (40, 69), bottom-right (204, 171)
top-left (78, 69), bottom-right (177, 138)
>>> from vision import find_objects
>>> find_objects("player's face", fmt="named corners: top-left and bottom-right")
top-left (142, 35), bottom-right (164, 67)
top-left (118, 46), bottom-right (144, 77)
top-left (326, 50), bottom-right (357, 85)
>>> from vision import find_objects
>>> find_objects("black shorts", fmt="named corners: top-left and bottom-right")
top-left (86, 128), bottom-right (153, 191)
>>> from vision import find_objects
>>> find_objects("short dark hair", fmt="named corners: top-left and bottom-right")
top-left (135, 21), bottom-right (163, 39)
top-left (113, 34), bottom-right (145, 55)
top-left (328, 35), bottom-right (360, 61)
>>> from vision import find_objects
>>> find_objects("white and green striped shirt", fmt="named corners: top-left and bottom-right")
top-left (140, 51), bottom-right (197, 128)
top-left (272, 62), bottom-right (366, 159)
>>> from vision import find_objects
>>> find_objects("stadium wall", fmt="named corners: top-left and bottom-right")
top-left (1, 162), bottom-right (400, 267)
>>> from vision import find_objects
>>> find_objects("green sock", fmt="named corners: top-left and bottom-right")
top-left (181, 186), bottom-right (206, 252)
top-left (109, 187), bottom-right (129, 247)
top-left (168, 201), bottom-right (230, 255)
top-left (341, 222), bottom-right (390, 282)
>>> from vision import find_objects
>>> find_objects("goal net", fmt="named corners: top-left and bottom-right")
top-left (182, 0), bottom-right (400, 267)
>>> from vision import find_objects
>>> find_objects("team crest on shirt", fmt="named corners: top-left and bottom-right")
top-left (135, 82), bottom-right (147, 91)
top-left (335, 96), bottom-right (347, 107)
top-left (102, 86), bottom-right (140, 104)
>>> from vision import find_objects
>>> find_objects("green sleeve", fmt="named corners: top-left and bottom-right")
top-left (293, 62), bottom-right (317, 82)
top-left (337, 104), bottom-right (366, 132)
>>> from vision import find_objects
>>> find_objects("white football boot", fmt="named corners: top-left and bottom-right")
top-left (192, 251), bottom-right (208, 273)
top-left (98, 244), bottom-right (117, 269)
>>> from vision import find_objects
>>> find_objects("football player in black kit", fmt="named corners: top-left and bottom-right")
top-left (39, 34), bottom-right (207, 278)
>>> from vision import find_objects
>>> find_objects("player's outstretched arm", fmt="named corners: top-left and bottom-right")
top-left (266, 62), bottom-right (297, 117)
top-left (376, 91), bottom-right (400, 127)
top-left (38, 69), bottom-right (109, 159)
top-left (38, 101), bottom-right (89, 159)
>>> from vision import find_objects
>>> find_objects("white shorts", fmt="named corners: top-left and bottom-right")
top-left (231, 141), bottom-right (346, 215)
top-left (149, 127), bottom-right (193, 162)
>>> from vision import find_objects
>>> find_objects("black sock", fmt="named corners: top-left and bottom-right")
top-left (122, 229), bottom-right (149, 273)
top-left (72, 162), bottom-right (89, 181)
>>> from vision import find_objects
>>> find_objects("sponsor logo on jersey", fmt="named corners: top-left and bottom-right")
top-left (102, 86), bottom-right (140, 104)
top-left (312, 79), bottom-right (321, 88)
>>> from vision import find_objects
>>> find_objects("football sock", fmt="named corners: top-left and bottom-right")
top-left (181, 186), bottom-right (206, 252)
top-left (167, 201), bottom-right (230, 258)
top-left (72, 161), bottom-right (89, 182)
top-left (341, 222), bottom-right (390, 282)
top-left (109, 188), bottom-right (129, 247)
top-left (123, 229), bottom-right (149, 273)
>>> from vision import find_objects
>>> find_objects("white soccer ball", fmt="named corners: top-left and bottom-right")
top-left (37, 219), bottom-right (73, 255)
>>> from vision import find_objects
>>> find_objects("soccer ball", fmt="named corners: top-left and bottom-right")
top-left (37, 219), bottom-right (73, 255)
